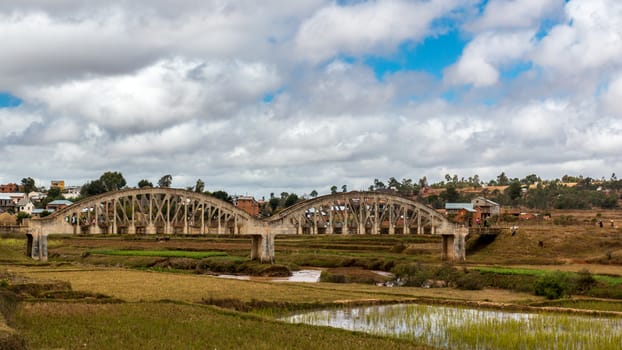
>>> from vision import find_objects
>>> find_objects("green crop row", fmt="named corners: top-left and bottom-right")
top-left (89, 249), bottom-right (227, 259)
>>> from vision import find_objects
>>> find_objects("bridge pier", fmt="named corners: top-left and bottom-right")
top-left (25, 232), bottom-right (48, 262)
top-left (146, 223), bottom-right (156, 235)
top-left (250, 233), bottom-right (275, 263)
top-left (441, 227), bottom-right (468, 262)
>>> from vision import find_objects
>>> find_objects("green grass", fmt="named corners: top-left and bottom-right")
top-left (593, 275), bottom-right (622, 286)
top-left (89, 249), bottom-right (227, 259)
top-left (473, 267), bottom-right (551, 277)
top-left (533, 299), bottom-right (622, 312)
top-left (473, 267), bottom-right (622, 286)
top-left (15, 301), bottom-right (428, 350)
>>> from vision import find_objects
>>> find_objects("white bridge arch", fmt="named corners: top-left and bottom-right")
top-left (29, 189), bottom-right (467, 262)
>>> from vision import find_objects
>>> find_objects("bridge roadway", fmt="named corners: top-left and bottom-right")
top-left (27, 188), bottom-right (467, 263)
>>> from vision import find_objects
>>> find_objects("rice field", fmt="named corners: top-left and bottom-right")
top-left (282, 303), bottom-right (622, 350)
top-left (15, 302), bottom-right (427, 350)
top-left (88, 249), bottom-right (228, 259)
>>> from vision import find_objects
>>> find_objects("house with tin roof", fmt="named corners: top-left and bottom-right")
top-left (0, 195), bottom-right (15, 213)
top-left (46, 199), bottom-right (73, 211)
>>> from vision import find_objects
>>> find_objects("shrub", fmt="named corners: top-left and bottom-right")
top-left (390, 242), bottom-right (406, 253)
top-left (534, 272), bottom-right (574, 299)
top-left (454, 271), bottom-right (485, 290)
top-left (319, 271), bottom-right (346, 283)
top-left (391, 263), bottom-right (432, 287)
top-left (587, 286), bottom-right (622, 299)
top-left (574, 269), bottom-right (597, 294)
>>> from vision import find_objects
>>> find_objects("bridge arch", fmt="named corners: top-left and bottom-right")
top-left (29, 189), bottom-right (465, 263)
top-left (266, 191), bottom-right (452, 236)
top-left (31, 188), bottom-right (259, 236)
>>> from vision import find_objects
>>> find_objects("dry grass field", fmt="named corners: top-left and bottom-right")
top-left (1, 210), bottom-right (622, 349)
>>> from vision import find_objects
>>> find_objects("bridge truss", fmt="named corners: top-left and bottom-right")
top-left (29, 189), bottom-right (465, 263)
top-left (267, 192), bottom-right (450, 236)
top-left (37, 188), bottom-right (253, 236)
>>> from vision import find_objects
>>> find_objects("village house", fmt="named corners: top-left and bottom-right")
top-left (233, 196), bottom-right (260, 217)
top-left (46, 199), bottom-right (73, 211)
top-left (444, 203), bottom-right (477, 225)
top-left (0, 195), bottom-right (16, 213)
top-left (471, 196), bottom-right (500, 220)
top-left (0, 183), bottom-right (19, 193)
top-left (17, 198), bottom-right (35, 214)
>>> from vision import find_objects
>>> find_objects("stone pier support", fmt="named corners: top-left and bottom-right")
top-left (25, 233), bottom-right (48, 262)
top-left (250, 233), bottom-right (275, 263)
top-left (441, 226), bottom-right (468, 262)
top-left (441, 234), bottom-right (455, 261)
top-left (146, 223), bottom-right (157, 235)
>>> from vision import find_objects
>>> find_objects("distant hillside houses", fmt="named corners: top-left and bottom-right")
top-left (445, 197), bottom-right (501, 226)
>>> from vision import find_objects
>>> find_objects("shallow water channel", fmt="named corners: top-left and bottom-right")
top-left (280, 303), bottom-right (622, 349)
top-left (216, 269), bottom-right (322, 282)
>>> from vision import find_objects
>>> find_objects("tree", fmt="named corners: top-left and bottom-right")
top-left (373, 179), bottom-right (385, 190)
top-left (99, 171), bottom-right (126, 191)
top-left (521, 174), bottom-right (541, 185)
top-left (80, 180), bottom-right (106, 197)
top-left (21, 177), bottom-right (36, 194)
top-left (330, 185), bottom-right (338, 194)
top-left (388, 177), bottom-right (400, 190)
top-left (269, 197), bottom-right (280, 212)
top-left (497, 172), bottom-right (509, 186)
top-left (472, 174), bottom-right (480, 187)
top-left (310, 190), bottom-right (318, 198)
top-left (211, 190), bottom-right (231, 203)
top-left (16, 211), bottom-right (31, 225)
top-left (138, 179), bottom-right (153, 188)
top-left (194, 179), bottom-right (205, 193)
top-left (158, 174), bottom-right (173, 188)
top-left (399, 178), bottom-right (416, 195)
top-left (341, 184), bottom-right (347, 192)
top-left (441, 185), bottom-right (460, 203)
top-left (284, 193), bottom-right (299, 207)
top-left (506, 181), bottom-right (523, 201)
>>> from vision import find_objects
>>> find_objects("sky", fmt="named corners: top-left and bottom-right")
top-left (1, 0), bottom-right (622, 198)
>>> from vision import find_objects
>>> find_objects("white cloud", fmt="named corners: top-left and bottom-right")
top-left (22, 58), bottom-right (280, 132)
top-left (533, 0), bottom-right (622, 75)
top-left (1, 1), bottom-right (622, 195)
top-left (0, 108), bottom-right (42, 139)
top-left (468, 0), bottom-right (565, 32)
top-left (602, 73), bottom-right (622, 115)
top-left (445, 30), bottom-right (535, 87)
top-left (294, 0), bottom-right (467, 62)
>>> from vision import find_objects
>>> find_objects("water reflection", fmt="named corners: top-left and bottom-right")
top-left (281, 303), bottom-right (622, 349)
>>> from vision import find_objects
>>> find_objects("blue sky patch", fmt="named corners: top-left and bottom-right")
top-left (0, 92), bottom-right (22, 108)
top-left (501, 61), bottom-right (533, 80)
top-left (535, 18), bottom-right (561, 40)
top-left (364, 30), bottom-right (467, 80)
top-left (262, 87), bottom-right (285, 103)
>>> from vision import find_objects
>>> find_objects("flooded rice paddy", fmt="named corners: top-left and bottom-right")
top-left (281, 303), bottom-right (622, 349)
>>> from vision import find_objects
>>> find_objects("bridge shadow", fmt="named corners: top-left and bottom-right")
top-left (466, 228), bottom-right (501, 254)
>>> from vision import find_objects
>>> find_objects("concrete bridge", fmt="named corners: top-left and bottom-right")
top-left (27, 188), bottom-right (467, 263)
